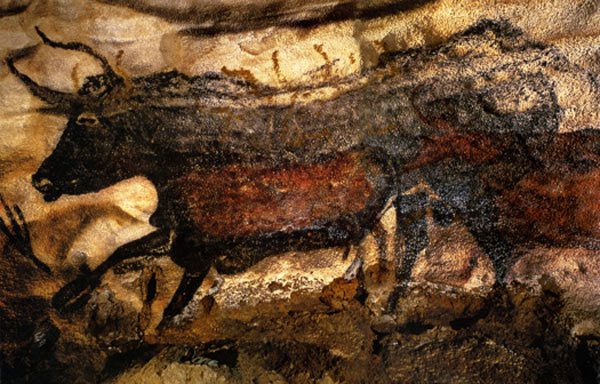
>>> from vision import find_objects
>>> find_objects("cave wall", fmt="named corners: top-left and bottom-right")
top-left (1, 1), bottom-right (600, 383)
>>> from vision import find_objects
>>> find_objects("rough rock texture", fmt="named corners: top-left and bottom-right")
top-left (1, 1), bottom-right (600, 383)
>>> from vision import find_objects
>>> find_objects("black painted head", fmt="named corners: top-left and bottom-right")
top-left (6, 28), bottom-right (131, 201)
top-left (32, 112), bottom-right (124, 201)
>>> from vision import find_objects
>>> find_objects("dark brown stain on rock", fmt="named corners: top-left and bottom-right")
top-left (220, 66), bottom-right (260, 87)
top-left (271, 49), bottom-right (284, 82)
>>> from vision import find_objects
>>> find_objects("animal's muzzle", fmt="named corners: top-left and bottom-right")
top-left (32, 174), bottom-right (62, 202)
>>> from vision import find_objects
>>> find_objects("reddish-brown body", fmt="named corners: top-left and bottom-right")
top-left (178, 151), bottom-right (387, 239)
top-left (499, 133), bottom-right (600, 246)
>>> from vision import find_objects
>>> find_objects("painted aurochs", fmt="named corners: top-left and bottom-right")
top-left (2, 19), bottom-right (597, 325)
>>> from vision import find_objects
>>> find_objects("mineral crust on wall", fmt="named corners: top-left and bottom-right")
top-left (1, 1), bottom-right (600, 383)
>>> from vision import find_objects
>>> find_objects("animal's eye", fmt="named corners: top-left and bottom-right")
top-left (76, 113), bottom-right (100, 127)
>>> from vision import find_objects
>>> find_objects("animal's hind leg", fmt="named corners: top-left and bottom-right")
top-left (52, 228), bottom-right (173, 313)
top-left (387, 191), bottom-right (429, 312)
top-left (459, 193), bottom-right (513, 282)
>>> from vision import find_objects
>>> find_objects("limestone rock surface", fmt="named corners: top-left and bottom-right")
top-left (1, 1), bottom-right (599, 383)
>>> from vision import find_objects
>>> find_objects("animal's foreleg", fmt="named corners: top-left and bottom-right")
top-left (159, 267), bottom-right (210, 328)
top-left (387, 191), bottom-right (429, 312)
top-left (52, 228), bottom-right (173, 313)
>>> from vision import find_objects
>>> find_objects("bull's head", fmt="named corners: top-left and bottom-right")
top-left (7, 28), bottom-right (130, 202)
top-left (31, 111), bottom-right (125, 201)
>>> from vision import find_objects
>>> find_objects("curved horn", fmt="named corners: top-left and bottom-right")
top-left (34, 27), bottom-right (123, 89)
top-left (6, 46), bottom-right (83, 107)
